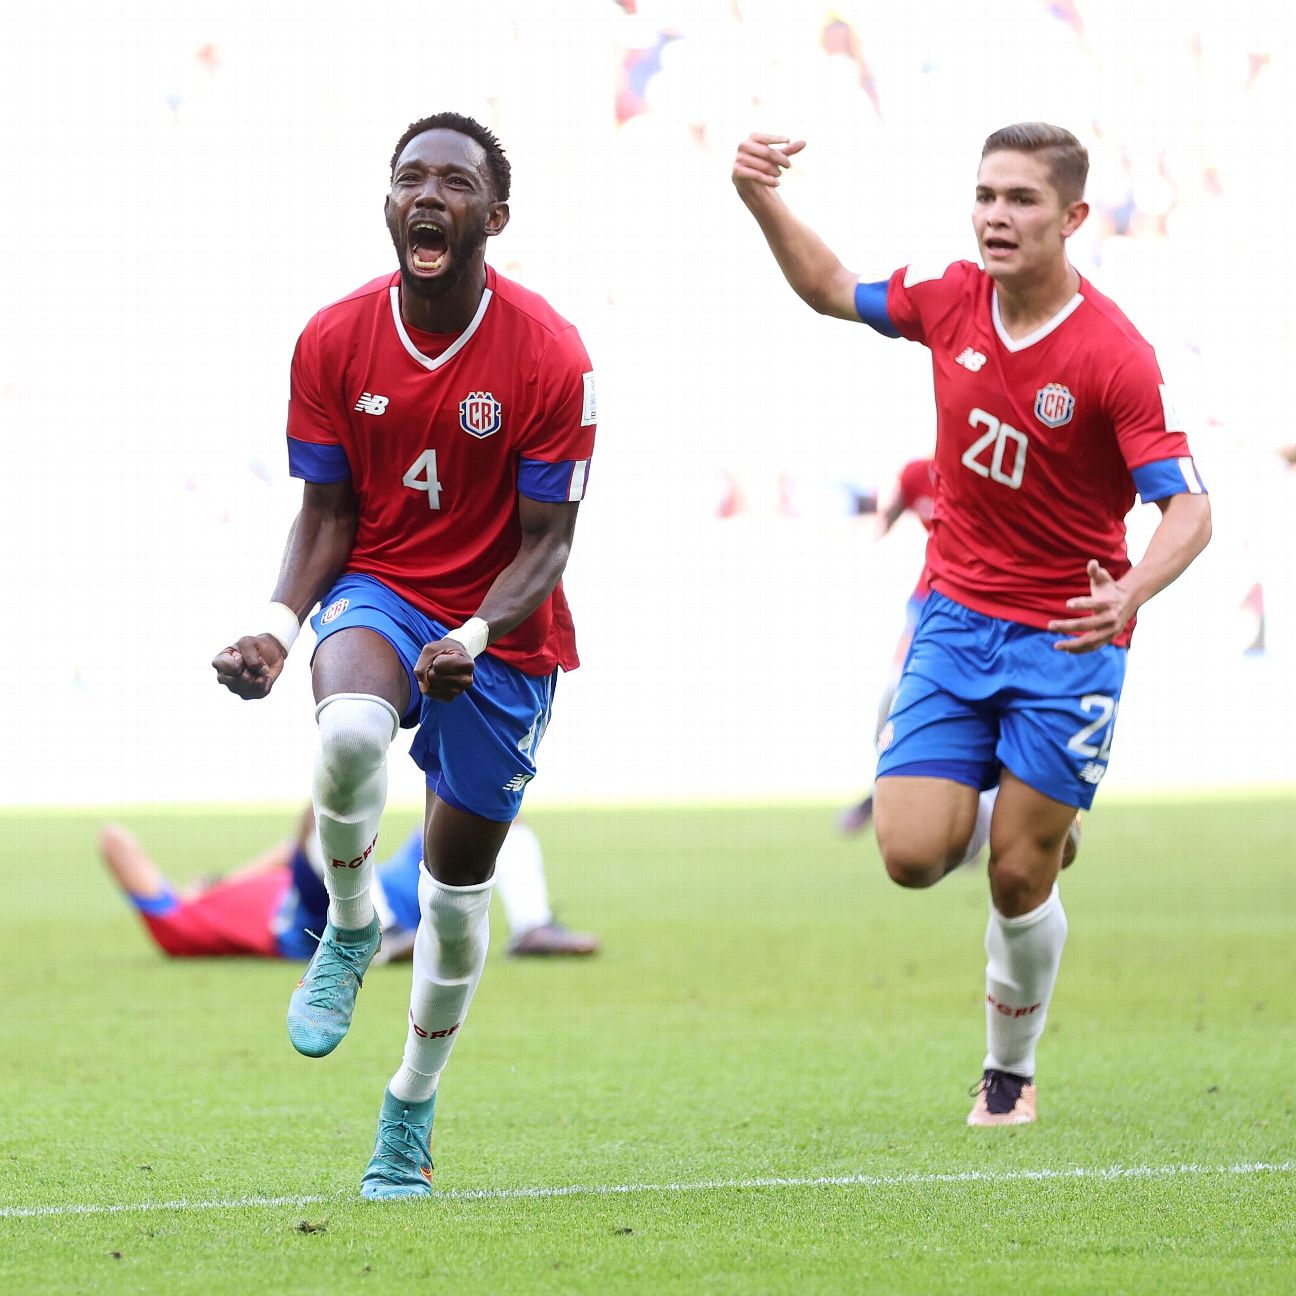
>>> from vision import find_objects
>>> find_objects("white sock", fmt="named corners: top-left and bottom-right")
top-left (493, 821), bottom-right (552, 938)
top-left (874, 669), bottom-right (902, 741)
top-left (983, 884), bottom-right (1068, 1078)
top-left (313, 693), bottom-right (398, 931)
top-left (958, 786), bottom-right (999, 869)
top-left (390, 870), bottom-right (494, 1103)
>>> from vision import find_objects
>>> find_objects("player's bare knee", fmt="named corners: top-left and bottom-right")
top-left (314, 694), bottom-right (399, 802)
top-left (880, 844), bottom-right (947, 890)
top-left (987, 855), bottom-right (1054, 915)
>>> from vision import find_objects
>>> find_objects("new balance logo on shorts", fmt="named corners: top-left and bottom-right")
top-left (354, 392), bottom-right (389, 415)
top-left (502, 773), bottom-right (533, 792)
top-left (1077, 761), bottom-right (1105, 785)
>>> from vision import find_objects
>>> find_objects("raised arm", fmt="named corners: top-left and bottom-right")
top-left (413, 496), bottom-right (580, 702)
top-left (212, 479), bottom-right (359, 699)
top-left (731, 133), bottom-right (862, 321)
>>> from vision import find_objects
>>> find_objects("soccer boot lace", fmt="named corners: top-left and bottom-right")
top-left (286, 917), bottom-right (382, 1058)
top-left (360, 1088), bottom-right (436, 1199)
top-left (966, 1068), bottom-right (1038, 1126)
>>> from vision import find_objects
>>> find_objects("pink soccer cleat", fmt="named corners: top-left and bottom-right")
top-left (967, 1069), bottom-right (1037, 1126)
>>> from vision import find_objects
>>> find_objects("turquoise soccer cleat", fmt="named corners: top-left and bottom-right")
top-left (360, 1088), bottom-right (437, 1199)
top-left (286, 918), bottom-right (382, 1058)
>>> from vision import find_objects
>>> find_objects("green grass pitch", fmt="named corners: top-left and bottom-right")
top-left (2, 795), bottom-right (1293, 1294)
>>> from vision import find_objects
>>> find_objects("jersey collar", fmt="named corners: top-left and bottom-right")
top-left (991, 284), bottom-right (1084, 353)
top-left (388, 278), bottom-right (494, 372)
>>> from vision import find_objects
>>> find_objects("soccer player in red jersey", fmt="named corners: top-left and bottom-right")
top-left (734, 122), bottom-right (1211, 1125)
top-left (840, 457), bottom-right (936, 836)
top-left (213, 113), bottom-right (597, 1194)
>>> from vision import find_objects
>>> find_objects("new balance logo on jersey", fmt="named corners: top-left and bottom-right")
top-left (955, 347), bottom-right (987, 371)
top-left (354, 392), bottom-right (389, 415)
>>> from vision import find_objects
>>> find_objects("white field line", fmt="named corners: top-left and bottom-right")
top-left (1, 1160), bottom-right (1291, 1220)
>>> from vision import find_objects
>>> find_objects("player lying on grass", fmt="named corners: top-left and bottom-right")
top-left (734, 121), bottom-right (1211, 1126)
top-left (97, 809), bottom-right (599, 961)
top-left (212, 112), bottom-right (597, 1197)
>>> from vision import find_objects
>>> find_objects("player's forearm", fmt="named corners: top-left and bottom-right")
top-left (1124, 494), bottom-right (1212, 611)
top-left (740, 188), bottom-right (859, 320)
top-left (473, 537), bottom-right (572, 644)
top-left (270, 499), bottom-right (358, 620)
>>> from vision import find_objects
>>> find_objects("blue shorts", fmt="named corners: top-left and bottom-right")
top-left (271, 845), bottom-right (331, 960)
top-left (311, 573), bottom-right (557, 822)
top-left (904, 593), bottom-right (929, 630)
top-left (874, 592), bottom-right (1126, 810)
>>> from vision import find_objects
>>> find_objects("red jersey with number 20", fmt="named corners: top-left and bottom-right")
top-left (286, 267), bottom-right (596, 675)
top-left (886, 260), bottom-right (1198, 647)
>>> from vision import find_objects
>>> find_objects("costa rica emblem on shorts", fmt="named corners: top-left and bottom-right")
top-left (459, 390), bottom-right (502, 439)
top-left (1034, 383), bottom-right (1075, 428)
top-left (320, 597), bottom-right (350, 625)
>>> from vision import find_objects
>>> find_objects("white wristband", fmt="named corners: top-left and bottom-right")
top-left (443, 616), bottom-right (489, 659)
top-left (262, 602), bottom-right (301, 655)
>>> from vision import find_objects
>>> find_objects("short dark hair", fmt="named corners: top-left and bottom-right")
top-left (389, 112), bottom-right (511, 201)
top-left (981, 122), bottom-right (1088, 205)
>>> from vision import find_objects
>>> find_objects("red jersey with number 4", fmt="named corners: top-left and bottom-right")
top-left (886, 260), bottom-right (1195, 646)
top-left (286, 267), bottom-right (596, 674)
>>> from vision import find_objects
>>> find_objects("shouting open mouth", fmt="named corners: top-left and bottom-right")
top-left (408, 220), bottom-right (449, 276)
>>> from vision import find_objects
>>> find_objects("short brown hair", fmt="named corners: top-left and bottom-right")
top-left (981, 122), bottom-right (1088, 205)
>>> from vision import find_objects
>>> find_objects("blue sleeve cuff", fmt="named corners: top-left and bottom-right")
top-left (1131, 456), bottom-right (1207, 502)
top-left (854, 280), bottom-right (899, 337)
top-left (288, 437), bottom-right (351, 482)
top-left (519, 457), bottom-right (590, 502)
top-left (131, 888), bottom-right (179, 917)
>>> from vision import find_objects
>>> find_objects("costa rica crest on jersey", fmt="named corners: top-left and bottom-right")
top-left (459, 390), bottom-right (502, 439)
top-left (1034, 383), bottom-right (1075, 428)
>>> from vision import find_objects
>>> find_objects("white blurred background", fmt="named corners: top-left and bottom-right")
top-left (3, 0), bottom-right (1292, 808)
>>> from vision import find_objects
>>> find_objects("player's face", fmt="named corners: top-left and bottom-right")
top-left (972, 151), bottom-right (1087, 284)
top-left (385, 129), bottom-right (509, 299)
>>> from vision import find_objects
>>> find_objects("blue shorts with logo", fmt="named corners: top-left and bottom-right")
top-left (874, 591), bottom-right (1126, 810)
top-left (310, 573), bottom-right (557, 823)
